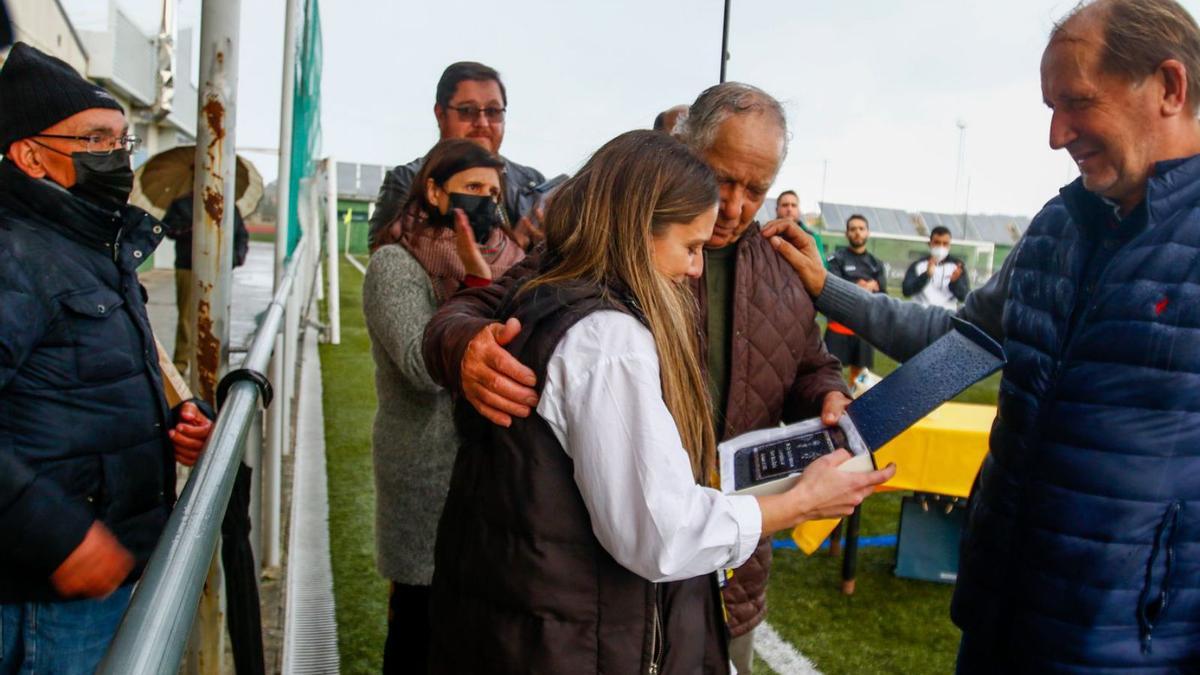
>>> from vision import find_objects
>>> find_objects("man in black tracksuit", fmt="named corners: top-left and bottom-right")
top-left (824, 213), bottom-right (886, 385)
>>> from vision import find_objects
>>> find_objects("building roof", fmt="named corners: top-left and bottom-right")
top-left (336, 161), bottom-right (388, 201)
top-left (819, 202), bottom-right (1029, 244)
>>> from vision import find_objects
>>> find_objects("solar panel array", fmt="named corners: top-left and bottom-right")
top-left (968, 214), bottom-right (1031, 244)
top-left (918, 211), bottom-right (968, 238)
top-left (819, 203), bottom-right (1029, 244)
top-left (359, 165), bottom-right (384, 199)
top-left (820, 202), bottom-right (918, 236)
top-left (334, 162), bottom-right (390, 201)
top-left (336, 162), bottom-right (358, 195)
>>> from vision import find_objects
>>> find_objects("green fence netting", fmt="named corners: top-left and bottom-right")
top-left (285, 0), bottom-right (322, 257)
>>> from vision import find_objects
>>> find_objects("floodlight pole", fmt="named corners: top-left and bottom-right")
top-left (720, 0), bottom-right (731, 82)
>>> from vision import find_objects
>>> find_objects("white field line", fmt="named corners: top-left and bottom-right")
top-left (755, 621), bottom-right (823, 675)
top-left (344, 252), bottom-right (366, 274)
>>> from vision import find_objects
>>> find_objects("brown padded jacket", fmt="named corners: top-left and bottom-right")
top-left (422, 226), bottom-right (848, 638)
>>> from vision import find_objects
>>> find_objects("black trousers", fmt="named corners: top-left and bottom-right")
top-left (383, 582), bottom-right (430, 674)
top-left (222, 462), bottom-right (265, 675)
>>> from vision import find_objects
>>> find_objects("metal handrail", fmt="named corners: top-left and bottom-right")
top-left (97, 236), bottom-right (311, 675)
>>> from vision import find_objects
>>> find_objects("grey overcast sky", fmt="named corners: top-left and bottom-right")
top-left (73, 0), bottom-right (1200, 218)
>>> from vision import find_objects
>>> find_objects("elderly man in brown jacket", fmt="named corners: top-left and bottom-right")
top-left (422, 82), bottom-right (849, 673)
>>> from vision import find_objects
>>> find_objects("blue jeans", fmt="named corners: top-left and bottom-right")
top-left (0, 585), bottom-right (133, 675)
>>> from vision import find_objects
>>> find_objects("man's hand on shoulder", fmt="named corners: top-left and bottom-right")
top-left (461, 318), bottom-right (539, 427)
top-left (761, 219), bottom-right (828, 297)
top-left (50, 522), bottom-right (134, 598)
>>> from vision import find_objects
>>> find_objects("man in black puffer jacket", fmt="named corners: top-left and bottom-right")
top-left (0, 43), bottom-right (213, 673)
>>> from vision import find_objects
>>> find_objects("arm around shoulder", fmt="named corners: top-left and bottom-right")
top-left (422, 253), bottom-right (538, 392)
top-left (815, 249), bottom-right (1012, 361)
top-left (816, 274), bottom-right (956, 362)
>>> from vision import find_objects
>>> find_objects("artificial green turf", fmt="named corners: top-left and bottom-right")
top-left (766, 514), bottom-right (961, 675)
top-left (753, 351), bottom-right (998, 675)
top-left (320, 257), bottom-right (387, 674)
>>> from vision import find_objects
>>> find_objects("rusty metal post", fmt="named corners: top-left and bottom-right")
top-left (186, 1), bottom-right (241, 672)
top-left (188, 0), bottom-right (240, 404)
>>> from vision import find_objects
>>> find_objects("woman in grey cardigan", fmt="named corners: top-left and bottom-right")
top-left (361, 139), bottom-right (524, 672)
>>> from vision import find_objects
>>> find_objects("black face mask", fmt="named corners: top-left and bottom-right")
top-left (434, 192), bottom-right (502, 243)
top-left (68, 149), bottom-right (135, 210)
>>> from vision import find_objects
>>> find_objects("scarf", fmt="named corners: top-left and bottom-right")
top-left (397, 205), bottom-right (525, 303)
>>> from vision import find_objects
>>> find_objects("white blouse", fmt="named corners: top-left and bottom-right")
top-left (536, 310), bottom-right (763, 583)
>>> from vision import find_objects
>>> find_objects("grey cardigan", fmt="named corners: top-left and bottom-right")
top-left (362, 245), bottom-right (459, 585)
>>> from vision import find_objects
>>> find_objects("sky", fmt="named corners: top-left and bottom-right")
top-left (67, 0), bottom-right (1200, 218)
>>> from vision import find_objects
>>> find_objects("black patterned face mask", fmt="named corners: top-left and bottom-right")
top-left (67, 148), bottom-right (134, 210)
top-left (433, 192), bottom-right (502, 244)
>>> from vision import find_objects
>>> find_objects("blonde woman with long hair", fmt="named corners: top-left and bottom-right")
top-left (429, 130), bottom-right (893, 674)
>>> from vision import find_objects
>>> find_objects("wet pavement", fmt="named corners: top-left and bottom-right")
top-left (141, 240), bottom-right (276, 360)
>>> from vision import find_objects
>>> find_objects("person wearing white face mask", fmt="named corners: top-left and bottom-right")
top-left (901, 225), bottom-right (970, 309)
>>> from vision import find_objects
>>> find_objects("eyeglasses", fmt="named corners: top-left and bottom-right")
top-left (446, 105), bottom-right (506, 123)
top-left (34, 133), bottom-right (142, 156)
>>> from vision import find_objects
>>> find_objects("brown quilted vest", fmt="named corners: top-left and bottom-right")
top-left (693, 228), bottom-right (849, 637)
top-left (429, 281), bottom-right (731, 674)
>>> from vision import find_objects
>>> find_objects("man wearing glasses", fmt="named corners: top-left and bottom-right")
top-left (368, 61), bottom-right (547, 252)
top-left (0, 43), bottom-right (212, 673)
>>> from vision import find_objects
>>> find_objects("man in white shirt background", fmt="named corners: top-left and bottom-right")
top-left (901, 226), bottom-right (970, 309)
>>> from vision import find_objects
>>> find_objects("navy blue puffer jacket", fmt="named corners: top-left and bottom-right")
top-left (952, 156), bottom-right (1200, 672)
top-left (0, 161), bottom-right (176, 602)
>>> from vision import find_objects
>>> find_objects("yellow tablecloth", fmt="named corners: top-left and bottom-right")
top-left (792, 402), bottom-right (996, 554)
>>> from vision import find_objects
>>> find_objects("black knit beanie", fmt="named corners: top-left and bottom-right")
top-left (0, 42), bottom-right (124, 153)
